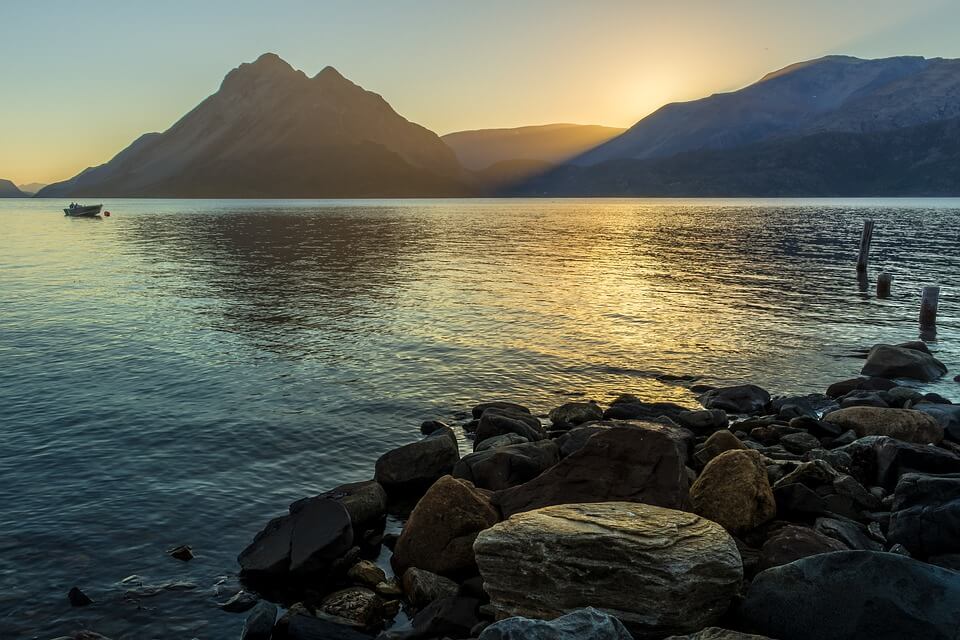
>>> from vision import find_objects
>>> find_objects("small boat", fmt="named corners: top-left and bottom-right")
top-left (63, 203), bottom-right (103, 217)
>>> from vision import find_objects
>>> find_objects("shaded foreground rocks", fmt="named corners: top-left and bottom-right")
top-left (374, 428), bottom-right (460, 495)
top-left (665, 630), bottom-right (773, 640)
top-left (887, 473), bottom-right (960, 558)
top-left (479, 607), bottom-right (633, 640)
top-left (474, 502), bottom-right (742, 638)
top-left (493, 423), bottom-right (691, 517)
top-left (739, 551), bottom-right (960, 640)
top-left (453, 440), bottom-right (559, 491)
top-left (699, 385), bottom-right (770, 414)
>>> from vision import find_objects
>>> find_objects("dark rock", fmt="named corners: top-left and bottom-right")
top-left (823, 406), bottom-right (943, 444)
top-left (790, 415), bottom-right (844, 438)
top-left (888, 473), bottom-right (960, 557)
top-left (420, 420), bottom-right (449, 436)
top-left (68, 586), bottom-right (93, 607)
top-left (838, 391), bottom-right (889, 409)
top-left (238, 498), bottom-right (353, 579)
top-left (690, 449), bottom-right (776, 534)
top-left (402, 567), bottom-right (459, 608)
top-left (739, 551), bottom-right (960, 640)
top-left (547, 401), bottom-right (603, 429)
top-left (814, 517), bottom-right (882, 551)
top-left (554, 425), bottom-right (607, 457)
top-left (675, 409), bottom-right (729, 433)
top-left (242, 601), bottom-right (277, 640)
top-left (602, 399), bottom-right (689, 421)
top-left (913, 403), bottom-right (960, 442)
top-left (166, 544), bottom-right (193, 561)
top-left (665, 630), bottom-right (774, 640)
top-left (392, 476), bottom-right (499, 577)
top-left (458, 575), bottom-right (487, 600)
top-left (374, 430), bottom-right (460, 494)
top-left (478, 607), bottom-right (633, 640)
top-left (493, 424), bottom-right (691, 517)
top-left (409, 595), bottom-right (481, 638)
top-left (218, 590), bottom-right (259, 613)
top-left (826, 376), bottom-right (897, 398)
top-left (318, 587), bottom-right (384, 629)
top-left (757, 524), bottom-right (847, 571)
top-left (694, 430), bottom-right (747, 467)
top-left (281, 613), bottom-right (373, 640)
top-left (475, 502), bottom-right (742, 638)
top-left (472, 402), bottom-right (530, 419)
top-left (474, 433), bottom-right (529, 451)
top-left (453, 441), bottom-right (559, 491)
top-left (772, 394), bottom-right (836, 420)
top-left (699, 384), bottom-right (770, 414)
top-left (861, 343), bottom-right (948, 381)
top-left (779, 432), bottom-right (821, 454)
top-left (873, 437), bottom-right (960, 489)
top-left (884, 386), bottom-right (926, 407)
top-left (347, 560), bottom-right (387, 588)
top-left (929, 554), bottom-right (960, 571)
top-left (475, 409), bottom-right (545, 446)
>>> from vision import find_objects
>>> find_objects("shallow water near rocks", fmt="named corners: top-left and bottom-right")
top-left (1, 198), bottom-right (958, 638)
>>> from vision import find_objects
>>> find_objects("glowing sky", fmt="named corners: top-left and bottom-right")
top-left (2, 0), bottom-right (959, 185)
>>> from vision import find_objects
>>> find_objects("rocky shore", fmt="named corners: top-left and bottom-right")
top-left (65, 341), bottom-right (960, 640)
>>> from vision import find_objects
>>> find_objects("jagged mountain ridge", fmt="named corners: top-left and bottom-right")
top-left (39, 54), bottom-right (467, 198)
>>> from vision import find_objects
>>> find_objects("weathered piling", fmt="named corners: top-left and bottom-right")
top-left (856, 219), bottom-right (875, 272)
top-left (877, 273), bottom-right (893, 298)
top-left (920, 286), bottom-right (940, 328)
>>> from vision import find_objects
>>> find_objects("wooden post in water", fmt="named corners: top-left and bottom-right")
top-left (856, 219), bottom-right (875, 273)
top-left (920, 286), bottom-right (940, 328)
top-left (877, 273), bottom-right (893, 298)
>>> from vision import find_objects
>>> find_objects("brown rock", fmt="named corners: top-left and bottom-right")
top-left (824, 406), bottom-right (943, 444)
top-left (757, 524), bottom-right (848, 571)
top-left (690, 449), bottom-right (776, 534)
top-left (392, 476), bottom-right (499, 577)
top-left (402, 567), bottom-right (459, 607)
top-left (695, 430), bottom-right (747, 467)
top-left (493, 423), bottom-right (691, 518)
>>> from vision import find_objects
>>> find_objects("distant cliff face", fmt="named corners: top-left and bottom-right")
top-left (575, 55), bottom-right (960, 166)
top-left (39, 53), bottom-right (468, 198)
top-left (0, 179), bottom-right (26, 197)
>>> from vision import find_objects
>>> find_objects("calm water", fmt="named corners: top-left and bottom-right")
top-left (1, 198), bottom-right (958, 638)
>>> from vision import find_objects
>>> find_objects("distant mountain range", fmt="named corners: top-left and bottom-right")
top-left (18, 182), bottom-right (47, 195)
top-left (39, 54), bottom-right (466, 198)
top-left (0, 179), bottom-right (26, 197)
top-left (36, 53), bottom-right (960, 198)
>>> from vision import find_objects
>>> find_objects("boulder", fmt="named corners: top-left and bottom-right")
top-left (888, 473), bottom-right (960, 558)
top-left (475, 433), bottom-right (529, 452)
top-left (873, 438), bottom-right (960, 489)
top-left (675, 409), bottom-right (729, 433)
top-left (318, 587), bottom-right (384, 629)
top-left (347, 560), bottom-right (386, 588)
top-left (699, 385), bottom-right (770, 415)
top-left (739, 551), bottom-right (960, 640)
top-left (453, 441), bottom-right (559, 491)
top-left (478, 607), bottom-right (633, 640)
top-left (602, 400), bottom-right (688, 421)
top-left (814, 517), bottom-right (882, 551)
top-left (402, 567), bottom-right (459, 608)
top-left (914, 403), bottom-right (960, 442)
top-left (493, 424), bottom-right (691, 518)
top-left (757, 524), bottom-right (848, 571)
top-left (313, 480), bottom-right (388, 537)
top-left (694, 430), bottom-right (747, 467)
top-left (548, 402), bottom-right (603, 429)
top-left (823, 406), bottom-right (942, 444)
top-left (374, 429), bottom-right (460, 494)
top-left (861, 344), bottom-right (947, 381)
top-left (399, 596), bottom-right (482, 639)
top-left (238, 498), bottom-right (353, 579)
top-left (779, 432), bottom-right (821, 454)
top-left (475, 409), bottom-right (545, 446)
top-left (473, 402), bottom-right (531, 419)
top-left (474, 502), bottom-right (743, 638)
top-left (665, 630), bottom-right (773, 640)
top-left (242, 601), bottom-right (277, 640)
top-left (392, 476), bottom-right (499, 577)
top-left (826, 377), bottom-right (897, 398)
top-left (690, 449), bottom-right (776, 534)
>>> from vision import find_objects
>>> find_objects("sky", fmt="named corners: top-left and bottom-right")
top-left (2, 0), bottom-right (960, 185)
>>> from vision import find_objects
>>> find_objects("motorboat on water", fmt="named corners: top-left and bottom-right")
top-left (63, 203), bottom-right (104, 217)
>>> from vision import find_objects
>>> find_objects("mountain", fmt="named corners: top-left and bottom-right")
top-left (509, 116), bottom-right (960, 197)
top-left (0, 179), bottom-right (27, 197)
top-left (575, 55), bottom-right (960, 166)
top-left (18, 182), bottom-right (47, 195)
top-left (443, 124), bottom-right (625, 170)
top-left (39, 53), bottom-right (467, 198)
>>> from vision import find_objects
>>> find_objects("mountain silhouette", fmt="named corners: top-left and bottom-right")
top-left (0, 179), bottom-right (27, 197)
top-left (39, 54), bottom-right (467, 198)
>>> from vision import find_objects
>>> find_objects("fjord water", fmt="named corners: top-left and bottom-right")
top-left (1, 198), bottom-right (958, 638)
